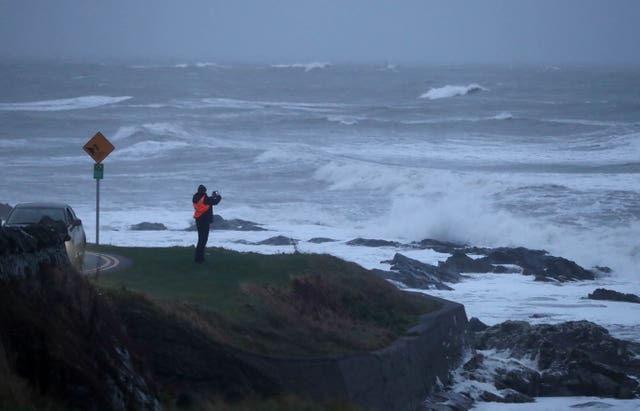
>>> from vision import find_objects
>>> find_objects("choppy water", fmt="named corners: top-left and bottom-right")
top-left (2, 60), bottom-right (640, 407)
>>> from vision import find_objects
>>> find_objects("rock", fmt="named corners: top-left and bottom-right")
top-left (492, 265), bottom-right (520, 274)
top-left (587, 288), bottom-right (640, 304)
top-left (462, 353), bottom-right (485, 372)
top-left (438, 252), bottom-right (494, 275)
top-left (185, 215), bottom-right (266, 231)
top-left (413, 239), bottom-right (467, 254)
top-left (594, 266), bottom-right (613, 274)
top-left (380, 253), bottom-right (457, 290)
top-left (346, 238), bottom-right (403, 247)
top-left (478, 390), bottom-right (504, 402)
top-left (500, 388), bottom-right (534, 403)
top-left (482, 247), bottom-right (595, 282)
top-left (130, 222), bottom-right (168, 231)
top-left (213, 215), bottom-right (266, 231)
top-left (422, 391), bottom-right (474, 411)
top-left (257, 236), bottom-right (297, 246)
top-left (494, 365), bottom-right (541, 397)
top-left (405, 244), bottom-right (594, 285)
top-left (570, 401), bottom-right (616, 408)
top-left (307, 237), bottom-right (337, 244)
top-left (467, 317), bottom-right (489, 333)
top-left (474, 320), bottom-right (640, 399)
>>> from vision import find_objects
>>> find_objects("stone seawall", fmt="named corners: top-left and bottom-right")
top-left (0, 225), bottom-right (70, 280)
top-left (235, 296), bottom-right (468, 411)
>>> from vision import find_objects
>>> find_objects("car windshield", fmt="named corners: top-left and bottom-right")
top-left (7, 207), bottom-right (67, 225)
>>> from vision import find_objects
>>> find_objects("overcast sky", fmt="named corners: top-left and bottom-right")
top-left (1, 0), bottom-right (639, 65)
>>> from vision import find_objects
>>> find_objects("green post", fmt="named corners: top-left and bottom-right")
top-left (93, 163), bottom-right (103, 245)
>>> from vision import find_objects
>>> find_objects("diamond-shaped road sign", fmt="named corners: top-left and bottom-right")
top-left (83, 132), bottom-right (115, 163)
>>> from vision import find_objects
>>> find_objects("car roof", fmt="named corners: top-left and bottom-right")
top-left (13, 202), bottom-right (73, 209)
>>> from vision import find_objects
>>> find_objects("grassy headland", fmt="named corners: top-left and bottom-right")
top-left (91, 245), bottom-right (439, 356)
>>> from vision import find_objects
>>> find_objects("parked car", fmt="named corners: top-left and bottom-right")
top-left (4, 202), bottom-right (86, 271)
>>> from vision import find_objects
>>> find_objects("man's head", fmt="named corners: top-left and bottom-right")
top-left (198, 184), bottom-right (207, 193)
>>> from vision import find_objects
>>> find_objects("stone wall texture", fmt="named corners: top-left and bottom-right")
top-left (235, 296), bottom-right (468, 411)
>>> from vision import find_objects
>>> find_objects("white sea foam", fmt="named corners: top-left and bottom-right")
top-left (420, 84), bottom-right (488, 100)
top-left (492, 112), bottom-right (514, 120)
top-left (110, 122), bottom-right (193, 142)
top-left (0, 95), bottom-right (132, 111)
top-left (326, 115), bottom-right (360, 125)
top-left (472, 397), bottom-right (639, 410)
top-left (271, 62), bottom-right (332, 72)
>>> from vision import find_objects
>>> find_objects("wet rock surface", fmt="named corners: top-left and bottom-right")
top-left (378, 253), bottom-right (458, 290)
top-left (379, 240), bottom-right (596, 290)
top-left (347, 237), bottom-right (403, 248)
top-left (185, 215), bottom-right (266, 231)
top-left (587, 288), bottom-right (640, 304)
top-left (423, 319), bottom-right (640, 410)
top-left (130, 222), bottom-right (168, 231)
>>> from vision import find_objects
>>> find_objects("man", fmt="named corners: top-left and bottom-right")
top-left (192, 184), bottom-right (222, 263)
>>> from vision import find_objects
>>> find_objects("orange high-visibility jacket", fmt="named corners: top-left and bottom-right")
top-left (193, 195), bottom-right (211, 218)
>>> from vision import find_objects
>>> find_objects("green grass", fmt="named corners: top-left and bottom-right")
top-left (92, 245), bottom-right (320, 307)
top-left (91, 245), bottom-right (439, 355)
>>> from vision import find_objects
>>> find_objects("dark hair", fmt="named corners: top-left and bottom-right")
top-left (197, 185), bottom-right (207, 193)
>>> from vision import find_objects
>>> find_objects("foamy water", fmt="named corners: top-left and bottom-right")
top-left (1, 62), bottom-right (638, 338)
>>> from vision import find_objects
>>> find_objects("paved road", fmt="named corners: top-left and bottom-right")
top-left (83, 251), bottom-right (131, 274)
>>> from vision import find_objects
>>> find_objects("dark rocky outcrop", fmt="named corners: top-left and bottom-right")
top-left (424, 320), bottom-right (640, 410)
top-left (347, 238), bottom-right (403, 248)
top-left (394, 243), bottom-right (595, 288)
top-left (257, 235), bottom-right (298, 246)
top-left (473, 321), bottom-right (640, 399)
top-left (413, 238), bottom-right (467, 254)
top-left (478, 247), bottom-right (595, 282)
top-left (587, 288), bottom-right (640, 304)
top-left (130, 222), bottom-right (168, 231)
top-left (185, 215), bottom-right (266, 231)
top-left (438, 252), bottom-right (495, 276)
top-left (0, 226), bottom-right (159, 411)
top-left (379, 253), bottom-right (458, 290)
top-left (213, 215), bottom-right (265, 231)
top-left (307, 237), bottom-right (337, 244)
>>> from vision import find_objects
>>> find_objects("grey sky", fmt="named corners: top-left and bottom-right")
top-left (1, 0), bottom-right (639, 64)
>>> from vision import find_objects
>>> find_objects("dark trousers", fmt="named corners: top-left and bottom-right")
top-left (195, 219), bottom-right (210, 263)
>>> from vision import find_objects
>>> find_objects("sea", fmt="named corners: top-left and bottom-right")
top-left (1, 61), bottom-right (639, 409)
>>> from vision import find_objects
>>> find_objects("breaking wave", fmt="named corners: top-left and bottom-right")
top-left (492, 112), bottom-right (514, 120)
top-left (0, 96), bottom-right (132, 111)
top-left (420, 84), bottom-right (487, 100)
top-left (271, 62), bottom-right (332, 72)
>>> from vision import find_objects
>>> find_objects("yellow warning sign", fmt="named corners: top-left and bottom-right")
top-left (83, 132), bottom-right (115, 163)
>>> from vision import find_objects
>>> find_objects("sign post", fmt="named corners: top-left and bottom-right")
top-left (83, 132), bottom-right (115, 246)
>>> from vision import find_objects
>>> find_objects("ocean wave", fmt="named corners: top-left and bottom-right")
top-left (271, 62), bottom-right (331, 72)
top-left (420, 84), bottom-right (487, 100)
top-left (492, 112), bottom-right (514, 120)
top-left (326, 115), bottom-right (361, 125)
top-left (166, 97), bottom-right (347, 113)
top-left (173, 62), bottom-right (227, 69)
top-left (116, 140), bottom-right (190, 160)
top-left (110, 122), bottom-right (194, 144)
top-left (0, 95), bottom-right (132, 111)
